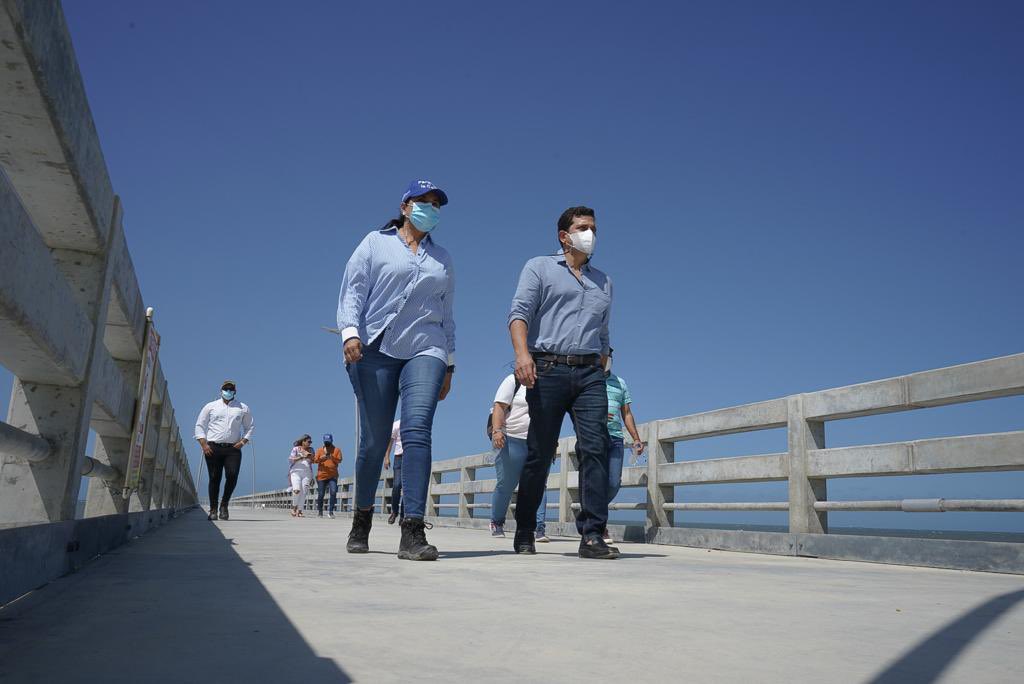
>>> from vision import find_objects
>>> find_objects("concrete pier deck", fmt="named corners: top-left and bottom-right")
top-left (1, 509), bottom-right (1021, 683)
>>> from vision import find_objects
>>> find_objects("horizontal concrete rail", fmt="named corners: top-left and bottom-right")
top-left (656, 398), bottom-right (788, 441)
top-left (659, 452), bottom-right (788, 485)
top-left (806, 431), bottom-right (1024, 478)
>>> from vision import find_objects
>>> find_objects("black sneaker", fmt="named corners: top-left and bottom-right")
top-left (346, 508), bottom-right (373, 553)
top-left (579, 534), bottom-right (619, 559)
top-left (513, 529), bottom-right (536, 554)
top-left (219, 504), bottom-right (229, 521)
top-left (388, 511), bottom-right (398, 525)
top-left (398, 518), bottom-right (438, 561)
top-left (207, 507), bottom-right (218, 521)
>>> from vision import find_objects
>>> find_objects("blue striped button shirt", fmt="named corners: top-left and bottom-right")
top-left (337, 226), bottom-right (455, 364)
top-left (508, 255), bottom-right (611, 356)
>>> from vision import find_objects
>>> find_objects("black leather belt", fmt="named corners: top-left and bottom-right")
top-left (209, 441), bottom-right (237, 447)
top-left (532, 352), bottom-right (601, 367)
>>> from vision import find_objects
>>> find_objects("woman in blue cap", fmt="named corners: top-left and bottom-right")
top-left (337, 180), bottom-right (455, 561)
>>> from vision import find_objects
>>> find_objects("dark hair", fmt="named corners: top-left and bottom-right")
top-left (556, 206), bottom-right (595, 242)
top-left (293, 434), bottom-right (312, 447)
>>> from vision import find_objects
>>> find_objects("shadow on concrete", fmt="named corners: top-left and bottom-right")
top-left (557, 552), bottom-right (669, 559)
top-left (438, 549), bottom-right (516, 559)
top-left (869, 589), bottom-right (1024, 683)
top-left (0, 509), bottom-right (350, 683)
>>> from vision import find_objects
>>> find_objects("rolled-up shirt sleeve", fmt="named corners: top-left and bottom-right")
top-left (442, 260), bottom-right (456, 365)
top-left (508, 259), bottom-right (541, 330)
top-left (194, 404), bottom-right (211, 441)
top-left (241, 406), bottom-right (255, 441)
top-left (337, 235), bottom-right (372, 343)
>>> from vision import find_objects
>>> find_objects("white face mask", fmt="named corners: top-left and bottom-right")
top-left (567, 228), bottom-right (596, 256)
top-left (603, 357), bottom-right (612, 375)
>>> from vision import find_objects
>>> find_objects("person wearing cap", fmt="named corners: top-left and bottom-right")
top-left (337, 179), bottom-right (456, 561)
top-left (313, 433), bottom-right (343, 518)
top-left (383, 419), bottom-right (404, 525)
top-left (194, 380), bottom-right (255, 521)
top-left (507, 206), bottom-right (618, 559)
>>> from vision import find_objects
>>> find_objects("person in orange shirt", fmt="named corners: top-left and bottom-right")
top-left (313, 433), bottom-right (343, 518)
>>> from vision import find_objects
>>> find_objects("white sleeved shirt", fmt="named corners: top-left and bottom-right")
top-left (491, 374), bottom-right (529, 440)
top-left (391, 420), bottom-right (404, 456)
top-left (194, 399), bottom-right (255, 444)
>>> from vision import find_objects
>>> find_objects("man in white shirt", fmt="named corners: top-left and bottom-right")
top-left (194, 380), bottom-right (255, 521)
top-left (384, 419), bottom-right (404, 525)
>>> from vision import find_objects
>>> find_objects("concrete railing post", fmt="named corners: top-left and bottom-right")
top-left (427, 470), bottom-right (441, 517)
top-left (645, 421), bottom-right (675, 538)
top-left (84, 435), bottom-right (131, 516)
top-left (787, 394), bottom-right (828, 533)
top-left (459, 465), bottom-right (475, 519)
top-left (559, 439), bottom-right (579, 523)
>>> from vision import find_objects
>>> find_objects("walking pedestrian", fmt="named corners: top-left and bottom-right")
top-left (384, 419), bottom-right (404, 525)
top-left (338, 179), bottom-right (455, 561)
top-left (601, 349), bottom-right (645, 543)
top-left (289, 435), bottom-right (315, 517)
top-left (487, 373), bottom-right (549, 539)
top-left (194, 380), bottom-right (254, 521)
top-left (314, 433), bottom-right (343, 518)
top-left (508, 206), bottom-right (618, 559)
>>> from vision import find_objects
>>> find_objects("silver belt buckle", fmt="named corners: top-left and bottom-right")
top-left (566, 355), bottom-right (578, 365)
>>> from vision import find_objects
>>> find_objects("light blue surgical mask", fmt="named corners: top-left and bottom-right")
top-left (407, 202), bottom-right (440, 232)
top-left (221, 389), bottom-right (236, 401)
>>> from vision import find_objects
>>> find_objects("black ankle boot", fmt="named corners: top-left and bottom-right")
top-left (513, 529), bottom-right (536, 554)
top-left (219, 503), bottom-right (229, 520)
top-left (398, 518), bottom-right (438, 561)
top-left (346, 508), bottom-right (373, 553)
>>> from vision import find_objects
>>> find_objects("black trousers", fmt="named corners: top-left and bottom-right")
top-left (205, 443), bottom-right (242, 507)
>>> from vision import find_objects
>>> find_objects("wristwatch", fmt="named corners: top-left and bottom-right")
top-left (447, 365), bottom-right (455, 374)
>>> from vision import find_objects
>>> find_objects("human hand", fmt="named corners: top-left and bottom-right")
top-left (201, 442), bottom-right (213, 456)
top-left (344, 338), bottom-right (363, 364)
top-left (492, 431), bottom-right (506, 450)
top-left (514, 353), bottom-right (536, 388)
top-left (438, 372), bottom-right (452, 401)
top-left (233, 441), bottom-right (245, 450)
top-left (633, 440), bottom-right (645, 456)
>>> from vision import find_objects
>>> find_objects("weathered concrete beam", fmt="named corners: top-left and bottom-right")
top-left (657, 398), bottom-right (788, 442)
top-left (658, 452), bottom-right (788, 485)
top-left (89, 346), bottom-right (134, 434)
top-left (0, 420), bottom-right (51, 462)
top-left (0, 0), bottom-right (115, 252)
top-left (803, 353), bottom-right (1024, 420)
top-left (0, 169), bottom-right (92, 386)
top-left (807, 431), bottom-right (1024, 478)
top-left (103, 231), bottom-right (146, 360)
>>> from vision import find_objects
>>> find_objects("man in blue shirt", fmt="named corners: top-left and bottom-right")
top-left (508, 205), bottom-right (618, 559)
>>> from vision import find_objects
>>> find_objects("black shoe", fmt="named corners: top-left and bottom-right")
top-left (513, 529), bottom-right (536, 555)
top-left (398, 518), bottom-right (438, 561)
top-left (388, 511), bottom-right (398, 525)
top-left (317, 511), bottom-right (324, 518)
top-left (219, 504), bottom-right (229, 521)
top-left (579, 534), bottom-right (620, 559)
top-left (208, 507), bottom-right (219, 521)
top-left (346, 508), bottom-right (373, 553)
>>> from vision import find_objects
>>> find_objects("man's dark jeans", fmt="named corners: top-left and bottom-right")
top-left (515, 361), bottom-right (610, 538)
top-left (317, 478), bottom-right (338, 514)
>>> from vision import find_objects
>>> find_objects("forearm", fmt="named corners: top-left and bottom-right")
top-left (491, 403), bottom-right (508, 432)
top-left (624, 413), bottom-right (641, 443)
top-left (510, 319), bottom-right (530, 358)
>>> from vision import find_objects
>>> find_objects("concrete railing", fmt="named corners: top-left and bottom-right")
top-left (0, 0), bottom-right (198, 525)
top-left (234, 352), bottom-right (1024, 573)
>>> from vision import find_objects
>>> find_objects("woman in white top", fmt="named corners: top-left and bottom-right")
top-left (488, 374), bottom-right (532, 537)
top-left (288, 434), bottom-right (315, 517)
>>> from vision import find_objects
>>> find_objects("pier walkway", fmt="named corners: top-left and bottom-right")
top-left (2, 508), bottom-right (1021, 683)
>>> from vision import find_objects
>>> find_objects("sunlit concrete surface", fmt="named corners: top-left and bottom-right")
top-left (1, 508), bottom-right (1021, 683)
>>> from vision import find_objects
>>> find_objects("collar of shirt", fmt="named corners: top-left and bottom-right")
top-left (380, 224), bottom-right (433, 247)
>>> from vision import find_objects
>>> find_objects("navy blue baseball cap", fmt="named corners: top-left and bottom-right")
top-left (402, 179), bottom-right (449, 206)
top-left (322, 433), bottom-right (333, 443)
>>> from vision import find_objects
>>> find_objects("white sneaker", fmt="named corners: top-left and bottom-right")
top-left (535, 532), bottom-right (551, 543)
top-left (602, 531), bottom-right (614, 544)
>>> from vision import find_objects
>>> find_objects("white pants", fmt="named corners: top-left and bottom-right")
top-left (290, 469), bottom-right (312, 508)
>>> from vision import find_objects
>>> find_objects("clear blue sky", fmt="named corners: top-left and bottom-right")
top-left (4, 1), bottom-right (1022, 532)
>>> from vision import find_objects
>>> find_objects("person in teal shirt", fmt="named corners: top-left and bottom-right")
top-left (603, 350), bottom-right (645, 542)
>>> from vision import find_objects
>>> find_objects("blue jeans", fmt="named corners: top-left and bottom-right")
top-left (515, 361), bottom-right (609, 538)
top-left (536, 457), bottom-right (554, 535)
top-left (491, 436), bottom-right (527, 526)
top-left (391, 455), bottom-right (403, 517)
top-left (347, 341), bottom-right (446, 519)
top-left (607, 436), bottom-right (625, 503)
top-left (316, 478), bottom-right (338, 513)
